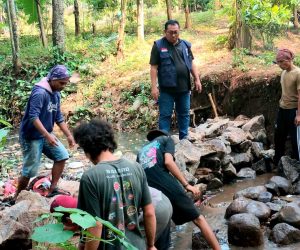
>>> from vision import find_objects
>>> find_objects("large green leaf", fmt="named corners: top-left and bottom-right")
top-left (118, 237), bottom-right (139, 250)
top-left (16, 0), bottom-right (47, 24)
top-left (31, 223), bottom-right (74, 243)
top-left (54, 206), bottom-right (89, 215)
top-left (70, 213), bottom-right (96, 230)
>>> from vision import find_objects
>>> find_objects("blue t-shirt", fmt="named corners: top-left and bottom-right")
top-left (20, 81), bottom-right (64, 140)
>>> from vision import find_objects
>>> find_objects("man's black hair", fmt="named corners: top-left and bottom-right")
top-left (73, 119), bottom-right (117, 161)
top-left (164, 19), bottom-right (180, 30)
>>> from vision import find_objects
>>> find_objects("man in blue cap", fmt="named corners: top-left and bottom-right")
top-left (15, 65), bottom-right (75, 199)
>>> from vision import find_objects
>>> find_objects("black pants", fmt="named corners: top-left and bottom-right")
top-left (274, 107), bottom-right (299, 164)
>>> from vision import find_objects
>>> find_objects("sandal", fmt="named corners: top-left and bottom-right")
top-left (46, 187), bottom-right (71, 198)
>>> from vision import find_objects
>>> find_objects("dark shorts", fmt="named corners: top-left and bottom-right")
top-left (147, 170), bottom-right (200, 225)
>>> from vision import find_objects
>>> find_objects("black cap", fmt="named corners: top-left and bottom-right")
top-left (147, 129), bottom-right (169, 141)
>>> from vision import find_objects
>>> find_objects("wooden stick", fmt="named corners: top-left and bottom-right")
top-left (208, 93), bottom-right (218, 118)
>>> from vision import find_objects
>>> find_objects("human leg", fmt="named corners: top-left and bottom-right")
top-left (43, 137), bottom-right (69, 193)
top-left (175, 91), bottom-right (190, 140)
top-left (193, 215), bottom-right (220, 250)
top-left (287, 109), bottom-right (299, 161)
top-left (274, 108), bottom-right (289, 165)
top-left (15, 138), bottom-right (43, 198)
top-left (158, 91), bottom-right (175, 133)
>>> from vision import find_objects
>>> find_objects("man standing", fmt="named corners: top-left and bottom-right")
top-left (274, 49), bottom-right (300, 165)
top-left (150, 19), bottom-right (202, 140)
top-left (73, 119), bottom-right (157, 250)
top-left (137, 129), bottom-right (220, 250)
top-left (16, 65), bottom-right (75, 199)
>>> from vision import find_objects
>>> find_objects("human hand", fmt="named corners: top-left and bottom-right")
top-left (295, 115), bottom-right (300, 126)
top-left (45, 134), bottom-right (58, 147)
top-left (186, 184), bottom-right (201, 198)
top-left (151, 86), bottom-right (159, 101)
top-left (194, 79), bottom-right (202, 93)
top-left (67, 135), bottom-right (76, 148)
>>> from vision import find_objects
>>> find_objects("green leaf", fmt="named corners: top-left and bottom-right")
top-left (96, 217), bottom-right (125, 238)
top-left (70, 213), bottom-right (96, 230)
top-left (16, 0), bottom-right (47, 24)
top-left (33, 213), bottom-right (51, 223)
top-left (0, 119), bottom-right (12, 127)
top-left (54, 206), bottom-right (89, 215)
top-left (118, 237), bottom-right (139, 250)
top-left (31, 223), bottom-right (74, 243)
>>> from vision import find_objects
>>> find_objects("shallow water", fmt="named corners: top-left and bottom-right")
top-left (172, 173), bottom-right (300, 250)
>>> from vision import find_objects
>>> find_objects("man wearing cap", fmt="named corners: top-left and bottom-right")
top-left (274, 49), bottom-right (300, 165)
top-left (137, 130), bottom-right (220, 250)
top-left (15, 65), bottom-right (75, 199)
top-left (150, 19), bottom-right (202, 140)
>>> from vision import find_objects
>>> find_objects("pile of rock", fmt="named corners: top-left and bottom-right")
top-left (225, 157), bottom-right (300, 247)
top-left (174, 114), bottom-right (274, 191)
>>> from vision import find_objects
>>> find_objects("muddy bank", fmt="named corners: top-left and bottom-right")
top-left (191, 69), bottom-right (281, 142)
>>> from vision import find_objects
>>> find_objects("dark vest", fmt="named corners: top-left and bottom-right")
top-left (155, 38), bottom-right (192, 88)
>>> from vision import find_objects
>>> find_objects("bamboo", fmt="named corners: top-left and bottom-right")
top-left (208, 93), bottom-right (218, 118)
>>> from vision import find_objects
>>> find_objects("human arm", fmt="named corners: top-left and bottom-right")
top-left (57, 121), bottom-right (75, 148)
top-left (150, 65), bottom-right (159, 101)
top-left (32, 118), bottom-right (58, 146)
top-left (164, 153), bottom-right (200, 197)
top-left (142, 203), bottom-right (157, 250)
top-left (191, 61), bottom-right (202, 93)
top-left (84, 221), bottom-right (103, 250)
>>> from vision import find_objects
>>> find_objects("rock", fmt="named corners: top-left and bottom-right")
top-left (192, 228), bottom-right (210, 249)
top-left (175, 153), bottom-right (187, 172)
top-left (265, 182), bottom-right (280, 196)
top-left (194, 183), bottom-right (207, 194)
top-left (257, 191), bottom-right (273, 203)
top-left (207, 178), bottom-right (223, 190)
top-left (278, 156), bottom-right (300, 183)
top-left (0, 200), bottom-right (31, 221)
top-left (204, 118), bottom-right (229, 138)
top-left (234, 140), bottom-right (252, 153)
top-left (67, 161), bottom-right (84, 169)
top-left (199, 156), bottom-right (221, 171)
top-left (270, 223), bottom-right (300, 245)
top-left (58, 179), bottom-right (80, 197)
top-left (242, 115), bottom-right (267, 143)
top-left (175, 140), bottom-right (201, 164)
top-left (188, 131), bottom-right (205, 142)
top-left (195, 168), bottom-right (212, 176)
top-left (222, 163), bottom-right (237, 183)
top-left (251, 142), bottom-right (264, 159)
top-left (293, 181), bottom-right (300, 195)
top-left (225, 197), bottom-right (250, 219)
top-left (0, 218), bottom-right (30, 244)
top-left (278, 200), bottom-right (300, 228)
top-left (243, 200), bottom-right (271, 222)
top-left (228, 213), bottom-right (263, 247)
top-left (233, 186), bottom-right (267, 200)
top-left (267, 202), bottom-right (284, 214)
top-left (221, 127), bottom-right (247, 145)
top-left (182, 170), bottom-right (198, 185)
top-left (221, 155), bottom-right (232, 166)
top-left (261, 149), bottom-right (275, 159)
top-left (196, 138), bottom-right (227, 158)
top-left (230, 150), bottom-right (252, 168)
top-left (268, 176), bottom-right (292, 195)
top-left (237, 167), bottom-right (256, 179)
top-left (186, 162), bottom-right (198, 176)
top-left (251, 159), bottom-right (267, 175)
top-left (170, 135), bottom-right (180, 145)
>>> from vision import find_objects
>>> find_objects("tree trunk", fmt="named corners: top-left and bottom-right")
top-left (293, 6), bottom-right (299, 29)
top-left (116, 0), bottom-right (127, 60)
top-left (137, 0), bottom-right (144, 41)
top-left (74, 0), bottom-right (80, 36)
top-left (165, 0), bottom-right (172, 20)
top-left (7, 0), bottom-right (21, 75)
top-left (52, 0), bottom-right (65, 54)
top-left (36, 0), bottom-right (47, 47)
top-left (184, 2), bottom-right (191, 29)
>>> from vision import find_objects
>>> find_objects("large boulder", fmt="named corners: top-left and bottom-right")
top-left (228, 213), bottom-right (263, 247)
top-left (270, 223), bottom-right (300, 245)
top-left (268, 176), bottom-right (292, 195)
top-left (278, 156), bottom-right (300, 183)
top-left (237, 167), bottom-right (256, 179)
top-left (251, 159), bottom-right (267, 175)
top-left (242, 115), bottom-right (267, 143)
top-left (175, 140), bottom-right (201, 164)
top-left (243, 200), bottom-right (271, 222)
top-left (222, 163), bottom-right (237, 183)
top-left (207, 178), bottom-right (223, 190)
top-left (251, 142), bottom-right (264, 159)
top-left (0, 218), bottom-right (30, 244)
top-left (199, 156), bottom-right (221, 171)
top-left (196, 138), bottom-right (228, 159)
top-left (225, 197), bottom-right (250, 219)
top-left (203, 118), bottom-right (230, 138)
top-left (257, 191), bottom-right (273, 203)
top-left (278, 201), bottom-right (300, 228)
top-left (230, 150), bottom-right (253, 168)
top-left (233, 186), bottom-right (267, 200)
top-left (221, 127), bottom-right (247, 145)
